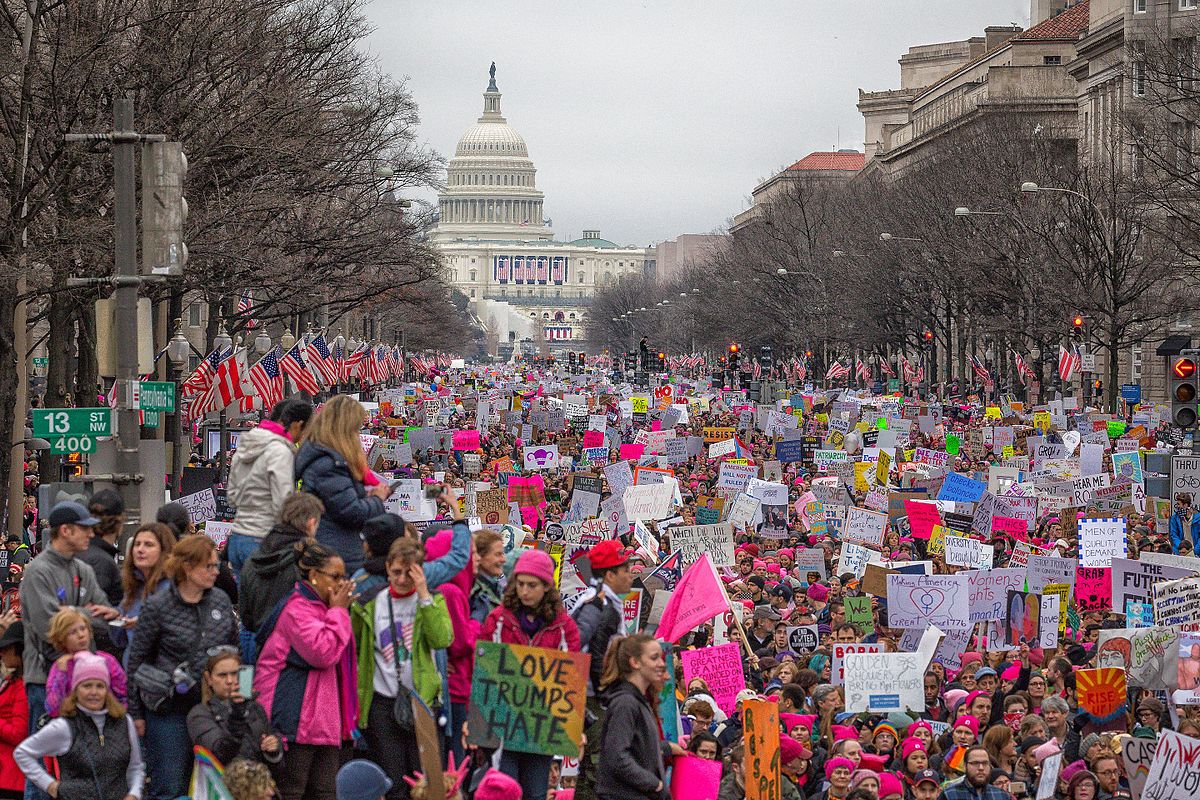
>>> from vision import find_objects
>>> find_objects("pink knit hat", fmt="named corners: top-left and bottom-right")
top-left (943, 689), bottom-right (969, 712)
top-left (780, 734), bottom-right (812, 764)
top-left (71, 652), bottom-right (110, 692)
top-left (907, 719), bottom-right (934, 738)
top-left (954, 715), bottom-right (980, 739)
top-left (878, 772), bottom-right (905, 800)
top-left (474, 770), bottom-right (522, 800)
top-left (902, 737), bottom-right (927, 761)
top-left (513, 550), bottom-right (555, 586)
top-left (825, 757), bottom-right (856, 779)
top-left (831, 724), bottom-right (860, 742)
top-left (807, 583), bottom-right (830, 602)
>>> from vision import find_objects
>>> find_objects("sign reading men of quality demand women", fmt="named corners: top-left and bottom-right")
top-left (467, 642), bottom-right (590, 756)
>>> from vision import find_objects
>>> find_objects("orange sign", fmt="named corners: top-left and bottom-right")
top-left (743, 698), bottom-right (781, 800)
top-left (1077, 667), bottom-right (1126, 720)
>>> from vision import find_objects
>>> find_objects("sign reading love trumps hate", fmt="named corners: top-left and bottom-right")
top-left (467, 641), bottom-right (590, 756)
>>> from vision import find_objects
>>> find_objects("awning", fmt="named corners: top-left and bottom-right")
top-left (1156, 334), bottom-right (1192, 356)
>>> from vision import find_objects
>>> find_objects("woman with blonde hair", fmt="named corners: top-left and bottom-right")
top-left (295, 395), bottom-right (391, 572)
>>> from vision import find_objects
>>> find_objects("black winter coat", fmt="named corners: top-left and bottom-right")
top-left (572, 591), bottom-right (624, 692)
top-left (294, 442), bottom-right (385, 573)
top-left (596, 680), bottom-right (671, 800)
top-left (186, 696), bottom-right (282, 775)
top-left (125, 583), bottom-right (239, 719)
top-left (238, 523), bottom-right (304, 633)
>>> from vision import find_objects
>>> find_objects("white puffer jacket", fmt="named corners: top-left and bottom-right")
top-left (227, 425), bottom-right (296, 539)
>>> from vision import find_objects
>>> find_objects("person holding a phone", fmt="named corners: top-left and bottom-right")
top-left (186, 649), bottom-right (281, 776)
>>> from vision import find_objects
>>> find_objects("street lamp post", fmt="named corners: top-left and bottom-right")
top-left (166, 319), bottom-right (191, 498)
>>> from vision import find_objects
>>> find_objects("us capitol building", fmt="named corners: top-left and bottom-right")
top-left (432, 64), bottom-right (652, 355)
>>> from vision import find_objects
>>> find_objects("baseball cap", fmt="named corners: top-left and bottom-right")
top-left (769, 584), bottom-right (794, 601)
top-left (589, 539), bottom-right (634, 570)
top-left (47, 501), bottom-right (99, 529)
top-left (753, 606), bottom-right (782, 621)
top-left (913, 769), bottom-right (940, 787)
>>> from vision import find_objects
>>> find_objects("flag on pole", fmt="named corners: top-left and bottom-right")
top-left (1058, 345), bottom-right (1079, 382)
top-left (656, 553), bottom-right (730, 643)
top-left (307, 334), bottom-right (341, 387)
top-left (281, 343), bottom-right (320, 396)
top-left (181, 348), bottom-right (225, 399)
top-left (237, 291), bottom-right (257, 329)
top-left (879, 358), bottom-right (895, 378)
top-left (644, 551), bottom-right (683, 591)
top-left (825, 360), bottom-right (850, 382)
top-left (248, 347), bottom-right (285, 410)
top-left (189, 746), bottom-right (235, 800)
top-left (855, 357), bottom-right (870, 383)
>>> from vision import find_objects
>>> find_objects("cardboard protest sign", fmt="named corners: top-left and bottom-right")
top-left (1111, 557), bottom-right (1198, 612)
top-left (681, 643), bottom-right (746, 718)
top-left (967, 568), bottom-right (1026, 624)
top-left (1095, 627), bottom-right (1180, 690)
top-left (831, 642), bottom-right (882, 685)
top-left (844, 595), bottom-right (873, 631)
top-left (668, 522), bottom-right (736, 568)
top-left (1153, 575), bottom-right (1200, 627)
top-left (945, 535), bottom-right (993, 569)
top-left (743, 698), bottom-right (781, 800)
top-left (842, 627), bottom-right (941, 712)
top-left (886, 574), bottom-right (970, 630)
top-left (178, 489), bottom-right (217, 523)
top-left (475, 488), bottom-right (511, 526)
top-left (622, 482), bottom-right (674, 521)
top-left (1079, 518), bottom-right (1128, 568)
top-left (1076, 667), bottom-right (1127, 725)
top-left (1005, 590), bottom-right (1042, 647)
top-left (467, 641), bottom-right (590, 756)
top-left (843, 506), bottom-right (887, 547)
top-left (1122, 735), bottom-right (1157, 800)
top-left (1141, 729), bottom-right (1200, 800)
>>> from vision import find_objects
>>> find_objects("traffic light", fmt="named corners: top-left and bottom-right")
top-left (759, 345), bottom-right (773, 373)
top-left (142, 141), bottom-right (188, 276)
top-left (1073, 314), bottom-right (1085, 331)
top-left (923, 330), bottom-right (933, 343)
top-left (729, 343), bottom-right (739, 372)
top-left (1171, 353), bottom-right (1199, 428)
top-left (568, 351), bottom-right (576, 371)
top-left (657, 352), bottom-right (666, 371)
top-left (624, 351), bottom-right (637, 371)
top-left (577, 352), bottom-right (586, 369)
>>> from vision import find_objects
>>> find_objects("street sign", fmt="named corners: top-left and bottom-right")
top-left (1081, 353), bottom-right (1096, 372)
top-left (32, 357), bottom-right (48, 367)
top-left (138, 381), bottom-right (176, 412)
top-left (142, 411), bottom-right (161, 429)
top-left (32, 408), bottom-right (112, 439)
top-left (1121, 384), bottom-right (1142, 403)
top-left (49, 435), bottom-right (96, 454)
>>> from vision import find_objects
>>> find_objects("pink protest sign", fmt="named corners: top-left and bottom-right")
top-left (582, 430), bottom-right (604, 449)
top-left (452, 429), bottom-right (481, 451)
top-left (681, 643), bottom-right (746, 718)
top-left (991, 516), bottom-right (1028, 539)
top-left (651, 420), bottom-right (662, 432)
top-left (905, 499), bottom-right (941, 541)
top-left (620, 443), bottom-right (645, 461)
top-left (1075, 565), bottom-right (1112, 612)
top-left (671, 754), bottom-right (722, 799)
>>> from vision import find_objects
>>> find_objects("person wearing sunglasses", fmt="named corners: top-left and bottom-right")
top-left (125, 534), bottom-right (239, 800)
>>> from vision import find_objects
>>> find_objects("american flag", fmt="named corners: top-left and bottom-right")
top-left (879, 358), bottom-right (896, 378)
top-left (281, 342), bottom-right (320, 395)
top-left (1058, 345), bottom-right (1081, 382)
top-left (969, 354), bottom-right (991, 383)
top-left (181, 347), bottom-right (226, 399)
top-left (752, 359), bottom-right (762, 379)
top-left (237, 291), bottom-right (257, 329)
top-left (902, 357), bottom-right (919, 383)
top-left (825, 360), bottom-right (850, 382)
top-left (248, 347), bottom-right (285, 410)
top-left (1014, 351), bottom-right (1036, 383)
top-left (189, 349), bottom-right (248, 417)
top-left (306, 334), bottom-right (340, 387)
top-left (855, 357), bottom-right (870, 383)
top-left (344, 344), bottom-right (369, 381)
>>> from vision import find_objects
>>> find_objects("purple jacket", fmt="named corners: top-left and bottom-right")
top-left (253, 582), bottom-right (357, 746)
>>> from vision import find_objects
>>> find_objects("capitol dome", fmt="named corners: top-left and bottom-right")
top-left (434, 64), bottom-right (552, 242)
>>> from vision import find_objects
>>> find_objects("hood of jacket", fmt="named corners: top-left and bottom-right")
top-left (248, 539), bottom-right (300, 579)
top-left (259, 522), bottom-right (308, 554)
top-left (424, 528), bottom-right (472, 598)
top-left (233, 425), bottom-right (292, 467)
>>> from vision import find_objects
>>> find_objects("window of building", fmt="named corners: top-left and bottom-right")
top-left (187, 305), bottom-right (202, 327)
top-left (1175, 37), bottom-right (1196, 90)
top-left (578, 272), bottom-right (586, 284)
top-left (469, 270), bottom-right (477, 282)
top-left (188, 354), bottom-right (200, 373)
top-left (469, 289), bottom-right (476, 298)
top-left (1043, 55), bottom-right (1062, 65)
top-left (1183, 0), bottom-right (1197, 10)
top-left (1132, 61), bottom-right (1146, 96)
top-left (1134, 0), bottom-right (1146, 11)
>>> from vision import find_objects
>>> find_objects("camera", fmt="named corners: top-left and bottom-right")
top-left (173, 664), bottom-right (197, 694)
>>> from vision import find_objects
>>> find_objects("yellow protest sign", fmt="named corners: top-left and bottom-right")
top-left (703, 426), bottom-right (735, 443)
top-left (1002, 445), bottom-right (1014, 459)
top-left (816, 413), bottom-right (828, 425)
top-left (876, 450), bottom-right (892, 486)
top-left (1044, 583), bottom-right (1069, 634)
top-left (1033, 411), bottom-right (1052, 432)
top-left (631, 397), bottom-right (649, 414)
top-left (985, 406), bottom-right (1002, 420)
top-left (726, 458), bottom-right (750, 466)
top-left (854, 462), bottom-right (875, 493)
top-left (855, 421), bottom-right (870, 433)
top-left (929, 525), bottom-right (948, 555)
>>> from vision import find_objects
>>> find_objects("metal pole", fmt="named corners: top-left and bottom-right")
top-left (112, 98), bottom-right (142, 535)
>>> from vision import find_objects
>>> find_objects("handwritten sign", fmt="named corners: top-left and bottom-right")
top-left (831, 642), bottom-right (882, 685)
top-left (1141, 729), bottom-right (1200, 800)
top-left (668, 522), bottom-right (736, 568)
top-left (177, 488), bottom-right (217, 524)
top-left (467, 641), bottom-right (590, 756)
top-left (886, 574), bottom-right (970, 630)
top-left (681, 643), bottom-right (746, 718)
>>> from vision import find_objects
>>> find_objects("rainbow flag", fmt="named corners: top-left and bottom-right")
top-left (189, 746), bottom-right (234, 800)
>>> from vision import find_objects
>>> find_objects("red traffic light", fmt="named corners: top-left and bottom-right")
top-left (923, 330), bottom-right (933, 341)
top-left (729, 344), bottom-right (739, 353)
top-left (658, 352), bottom-right (665, 359)
top-left (1174, 357), bottom-right (1197, 379)
top-left (1073, 315), bottom-right (1085, 328)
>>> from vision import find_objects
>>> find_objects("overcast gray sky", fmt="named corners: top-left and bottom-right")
top-left (365, 1), bottom-right (1029, 246)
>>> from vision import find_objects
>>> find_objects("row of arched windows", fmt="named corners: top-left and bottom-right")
top-left (448, 172), bottom-right (532, 187)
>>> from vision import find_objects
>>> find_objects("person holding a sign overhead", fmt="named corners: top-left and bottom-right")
top-left (479, 548), bottom-right (581, 800)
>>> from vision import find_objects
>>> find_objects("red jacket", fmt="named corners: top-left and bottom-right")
top-left (479, 604), bottom-right (581, 652)
top-left (0, 676), bottom-right (28, 792)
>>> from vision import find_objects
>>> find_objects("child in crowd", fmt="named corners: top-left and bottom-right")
top-left (44, 607), bottom-right (127, 716)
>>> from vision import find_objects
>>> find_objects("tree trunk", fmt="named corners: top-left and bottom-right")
top-left (45, 292), bottom-right (75, 408)
top-left (0, 279), bottom-right (19, 530)
top-left (1107, 334), bottom-right (1121, 416)
top-left (75, 300), bottom-right (98, 404)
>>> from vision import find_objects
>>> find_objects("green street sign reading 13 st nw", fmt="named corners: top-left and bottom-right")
top-left (32, 408), bottom-right (112, 439)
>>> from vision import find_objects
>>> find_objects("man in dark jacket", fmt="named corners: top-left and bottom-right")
top-left (237, 493), bottom-right (323, 659)
top-left (81, 489), bottom-right (124, 605)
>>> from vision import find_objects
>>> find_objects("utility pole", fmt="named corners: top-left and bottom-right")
top-left (65, 98), bottom-right (171, 539)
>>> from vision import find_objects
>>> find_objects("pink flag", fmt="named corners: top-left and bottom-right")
top-left (656, 554), bottom-right (729, 643)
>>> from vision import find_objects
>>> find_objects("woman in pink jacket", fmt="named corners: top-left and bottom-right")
top-left (254, 541), bottom-right (357, 800)
top-left (479, 549), bottom-right (582, 799)
top-left (423, 527), bottom-right (480, 763)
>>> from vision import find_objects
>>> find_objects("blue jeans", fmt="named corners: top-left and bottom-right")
top-left (143, 711), bottom-right (192, 800)
top-left (226, 533), bottom-right (261, 577)
top-left (498, 750), bottom-right (553, 800)
top-left (239, 627), bottom-right (257, 666)
top-left (24, 684), bottom-right (48, 800)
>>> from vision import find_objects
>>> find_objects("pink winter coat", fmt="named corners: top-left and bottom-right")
top-left (425, 530), bottom-right (480, 704)
top-left (479, 604), bottom-right (582, 653)
top-left (253, 582), bottom-right (357, 746)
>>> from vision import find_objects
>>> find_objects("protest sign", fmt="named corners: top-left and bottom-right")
top-left (905, 500), bottom-right (941, 540)
top-left (1153, 575), bottom-right (1200, 627)
top-left (604, 460), bottom-right (634, 497)
top-left (668, 522), bottom-right (736, 568)
top-left (622, 482), bottom-right (674, 521)
top-left (1079, 518), bottom-right (1128, 568)
top-left (523, 445), bottom-right (560, 471)
top-left (178, 489), bottom-right (217, 523)
top-left (843, 627), bottom-right (941, 713)
top-left (671, 755), bottom-right (722, 800)
top-left (786, 625), bottom-right (819, 653)
top-left (1076, 566), bottom-right (1113, 612)
top-left (1122, 735), bottom-right (1157, 800)
top-left (1076, 667), bottom-right (1128, 724)
top-left (203, 520), bottom-right (232, 547)
top-left (1095, 627), bottom-right (1180, 690)
top-left (743, 698), bottom-right (781, 800)
top-left (843, 506), bottom-right (887, 547)
top-left (1005, 590), bottom-right (1042, 647)
top-left (1039, 594), bottom-right (1060, 649)
top-left (831, 642), bottom-right (882, 685)
top-left (967, 568), bottom-right (1026, 624)
top-left (886, 574), bottom-right (970, 630)
top-left (844, 595), bottom-right (873, 630)
top-left (1141, 729), bottom-right (1200, 800)
top-left (1111, 557), bottom-right (1198, 612)
top-left (1038, 753), bottom-right (1063, 800)
top-left (1026, 555), bottom-right (1076, 593)
top-left (681, 643), bottom-right (746, 718)
top-left (945, 536), bottom-right (993, 569)
top-left (937, 472), bottom-right (987, 503)
top-left (467, 641), bottom-right (590, 756)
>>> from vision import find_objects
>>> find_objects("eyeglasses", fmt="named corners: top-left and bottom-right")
top-left (1096, 769), bottom-right (1119, 776)
top-left (314, 569), bottom-right (347, 581)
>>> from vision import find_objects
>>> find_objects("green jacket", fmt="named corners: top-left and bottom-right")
top-left (351, 593), bottom-right (453, 725)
